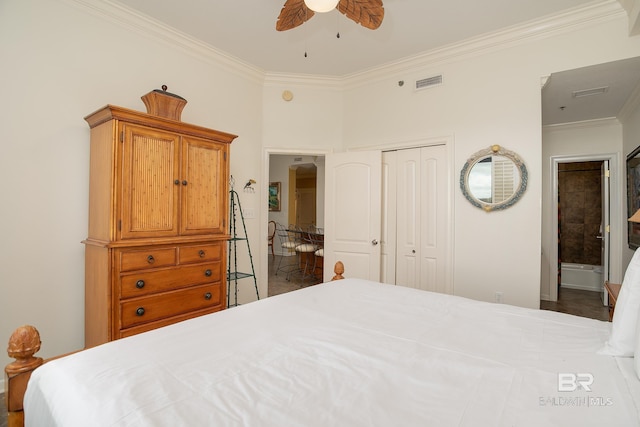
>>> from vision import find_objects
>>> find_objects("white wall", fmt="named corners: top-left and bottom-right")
top-left (3, 0), bottom-right (640, 379)
top-left (0, 0), bottom-right (264, 369)
top-left (338, 10), bottom-right (640, 308)
top-left (541, 119), bottom-right (624, 300)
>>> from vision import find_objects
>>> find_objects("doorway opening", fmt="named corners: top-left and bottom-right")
top-left (265, 152), bottom-right (326, 297)
top-left (557, 161), bottom-right (605, 294)
top-left (544, 154), bottom-right (616, 321)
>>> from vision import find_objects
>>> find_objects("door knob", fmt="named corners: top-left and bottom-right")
top-left (371, 239), bottom-right (378, 246)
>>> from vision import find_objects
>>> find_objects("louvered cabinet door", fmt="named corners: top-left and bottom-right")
top-left (180, 136), bottom-right (229, 235)
top-left (120, 124), bottom-right (180, 239)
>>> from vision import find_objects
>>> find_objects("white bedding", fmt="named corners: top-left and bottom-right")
top-left (25, 279), bottom-right (640, 426)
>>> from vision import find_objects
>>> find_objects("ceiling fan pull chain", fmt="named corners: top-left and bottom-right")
top-left (304, 8), bottom-right (309, 58)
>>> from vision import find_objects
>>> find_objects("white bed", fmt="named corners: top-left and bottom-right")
top-left (22, 278), bottom-right (640, 426)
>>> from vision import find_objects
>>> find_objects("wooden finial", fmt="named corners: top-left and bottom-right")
top-left (6, 325), bottom-right (43, 374)
top-left (332, 261), bottom-right (345, 281)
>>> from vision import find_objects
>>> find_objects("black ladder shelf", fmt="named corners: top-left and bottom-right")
top-left (227, 188), bottom-right (259, 307)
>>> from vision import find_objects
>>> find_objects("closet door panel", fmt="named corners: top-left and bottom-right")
top-left (395, 148), bottom-right (420, 288)
top-left (380, 152), bottom-right (397, 285)
top-left (420, 145), bottom-right (449, 294)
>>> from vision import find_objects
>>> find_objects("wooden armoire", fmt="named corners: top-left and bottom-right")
top-left (83, 89), bottom-right (236, 348)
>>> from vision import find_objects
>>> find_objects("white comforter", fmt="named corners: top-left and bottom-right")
top-left (25, 279), bottom-right (640, 426)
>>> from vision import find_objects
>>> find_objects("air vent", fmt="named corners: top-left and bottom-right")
top-left (572, 86), bottom-right (608, 98)
top-left (415, 74), bottom-right (443, 91)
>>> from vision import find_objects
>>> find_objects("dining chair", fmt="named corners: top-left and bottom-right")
top-left (308, 227), bottom-right (324, 282)
top-left (275, 223), bottom-right (301, 279)
top-left (295, 226), bottom-right (317, 281)
top-left (267, 220), bottom-right (276, 259)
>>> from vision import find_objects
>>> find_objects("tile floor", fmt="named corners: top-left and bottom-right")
top-left (540, 286), bottom-right (609, 321)
top-left (268, 255), bottom-right (322, 297)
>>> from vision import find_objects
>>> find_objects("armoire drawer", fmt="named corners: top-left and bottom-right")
top-left (119, 247), bottom-right (177, 272)
top-left (120, 283), bottom-right (222, 329)
top-left (179, 243), bottom-right (222, 264)
top-left (119, 262), bottom-right (222, 298)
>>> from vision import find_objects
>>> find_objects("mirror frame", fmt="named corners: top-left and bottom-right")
top-left (627, 144), bottom-right (640, 249)
top-left (460, 145), bottom-right (528, 212)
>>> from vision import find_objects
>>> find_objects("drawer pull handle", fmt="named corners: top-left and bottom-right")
top-left (136, 280), bottom-right (145, 289)
top-left (199, 250), bottom-right (205, 258)
top-left (147, 255), bottom-right (155, 264)
top-left (136, 307), bottom-right (145, 316)
top-left (205, 269), bottom-right (212, 277)
top-left (182, 180), bottom-right (188, 186)
top-left (174, 179), bottom-right (180, 185)
top-left (204, 292), bottom-right (212, 300)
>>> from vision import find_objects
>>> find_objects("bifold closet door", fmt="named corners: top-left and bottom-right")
top-left (394, 145), bottom-right (449, 293)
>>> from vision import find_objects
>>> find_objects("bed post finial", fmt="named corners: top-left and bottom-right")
top-left (6, 325), bottom-right (44, 427)
top-left (332, 261), bottom-right (345, 280)
top-left (7, 325), bottom-right (42, 373)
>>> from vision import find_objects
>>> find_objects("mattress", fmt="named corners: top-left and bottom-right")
top-left (24, 278), bottom-right (640, 426)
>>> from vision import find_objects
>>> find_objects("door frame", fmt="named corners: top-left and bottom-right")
top-left (548, 153), bottom-right (621, 303)
top-left (262, 148), bottom-right (331, 292)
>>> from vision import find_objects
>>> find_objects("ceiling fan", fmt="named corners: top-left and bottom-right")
top-left (276, 0), bottom-right (384, 32)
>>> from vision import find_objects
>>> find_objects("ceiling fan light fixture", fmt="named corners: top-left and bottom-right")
top-left (304, 0), bottom-right (339, 13)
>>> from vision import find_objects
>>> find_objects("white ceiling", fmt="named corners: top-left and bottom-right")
top-left (112, 0), bottom-right (640, 125)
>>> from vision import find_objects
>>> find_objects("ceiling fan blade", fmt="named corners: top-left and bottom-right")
top-left (276, 0), bottom-right (315, 31)
top-left (337, 0), bottom-right (384, 30)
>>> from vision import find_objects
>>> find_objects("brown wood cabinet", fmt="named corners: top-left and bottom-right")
top-left (83, 103), bottom-right (236, 348)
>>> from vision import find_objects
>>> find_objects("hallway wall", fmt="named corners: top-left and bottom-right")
top-left (541, 119), bottom-right (623, 300)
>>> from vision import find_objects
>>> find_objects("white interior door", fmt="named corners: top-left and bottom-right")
top-left (395, 149), bottom-right (420, 288)
top-left (394, 145), bottom-right (449, 292)
top-left (601, 160), bottom-right (610, 305)
top-left (420, 144), bottom-right (449, 294)
top-left (383, 145), bottom-right (450, 293)
top-left (324, 151), bottom-right (382, 281)
top-left (381, 152), bottom-right (397, 284)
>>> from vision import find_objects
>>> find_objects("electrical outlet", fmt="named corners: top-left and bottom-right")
top-left (243, 208), bottom-right (255, 219)
top-left (495, 292), bottom-right (503, 303)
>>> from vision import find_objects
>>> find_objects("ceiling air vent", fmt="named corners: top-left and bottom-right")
top-left (572, 86), bottom-right (609, 98)
top-left (415, 74), bottom-right (443, 91)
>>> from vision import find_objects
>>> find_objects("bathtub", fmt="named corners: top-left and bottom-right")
top-left (560, 263), bottom-right (603, 292)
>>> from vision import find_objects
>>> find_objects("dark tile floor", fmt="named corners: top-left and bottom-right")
top-left (0, 393), bottom-right (6, 427)
top-left (540, 286), bottom-right (609, 321)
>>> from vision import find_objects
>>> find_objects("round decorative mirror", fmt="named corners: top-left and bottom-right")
top-left (460, 145), bottom-right (528, 212)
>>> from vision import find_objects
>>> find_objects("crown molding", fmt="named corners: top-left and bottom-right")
top-left (67, 0), bottom-right (625, 90)
top-left (618, 78), bottom-right (640, 121)
top-left (342, 0), bottom-right (626, 89)
top-left (263, 73), bottom-right (344, 89)
top-left (617, 0), bottom-right (640, 34)
top-left (66, 0), bottom-right (265, 85)
top-left (542, 116), bottom-right (620, 131)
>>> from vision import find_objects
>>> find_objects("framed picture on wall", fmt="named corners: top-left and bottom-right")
top-left (269, 182), bottom-right (281, 212)
top-left (627, 145), bottom-right (640, 249)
